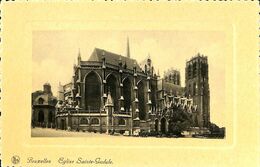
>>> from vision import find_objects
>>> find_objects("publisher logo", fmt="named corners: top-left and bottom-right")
top-left (11, 155), bottom-right (20, 164)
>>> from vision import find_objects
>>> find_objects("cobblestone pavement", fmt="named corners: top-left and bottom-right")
top-left (31, 127), bottom-right (121, 137)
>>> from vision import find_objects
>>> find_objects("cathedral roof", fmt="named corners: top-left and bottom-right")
top-left (88, 48), bottom-right (142, 72)
top-left (158, 79), bottom-right (184, 95)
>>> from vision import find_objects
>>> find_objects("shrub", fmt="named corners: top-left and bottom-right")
top-left (148, 131), bottom-right (159, 137)
top-left (139, 131), bottom-right (149, 137)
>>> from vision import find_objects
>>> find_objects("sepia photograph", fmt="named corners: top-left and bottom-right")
top-left (31, 31), bottom-right (225, 138)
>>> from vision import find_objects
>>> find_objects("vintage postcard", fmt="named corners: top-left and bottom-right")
top-left (1, 1), bottom-right (259, 167)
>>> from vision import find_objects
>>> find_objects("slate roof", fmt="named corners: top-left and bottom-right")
top-left (159, 79), bottom-right (184, 95)
top-left (87, 48), bottom-right (143, 72)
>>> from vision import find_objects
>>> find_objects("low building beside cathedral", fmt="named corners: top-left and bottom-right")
top-left (32, 83), bottom-right (57, 128)
top-left (54, 42), bottom-right (210, 135)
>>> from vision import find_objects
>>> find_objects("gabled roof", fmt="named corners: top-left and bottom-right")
top-left (88, 48), bottom-right (142, 72)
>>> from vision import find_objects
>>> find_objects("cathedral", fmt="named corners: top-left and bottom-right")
top-left (53, 39), bottom-right (210, 135)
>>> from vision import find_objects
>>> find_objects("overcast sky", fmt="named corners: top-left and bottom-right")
top-left (33, 30), bottom-right (226, 126)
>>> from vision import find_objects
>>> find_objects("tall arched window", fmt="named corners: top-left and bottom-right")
top-left (38, 110), bottom-right (44, 123)
top-left (155, 119), bottom-right (159, 132)
top-left (201, 63), bottom-right (208, 78)
top-left (138, 81), bottom-right (146, 120)
top-left (151, 82), bottom-right (156, 112)
top-left (123, 78), bottom-right (131, 112)
top-left (188, 65), bottom-right (192, 79)
top-left (85, 72), bottom-right (101, 111)
top-left (160, 117), bottom-right (166, 134)
top-left (193, 62), bottom-right (197, 78)
top-left (106, 74), bottom-right (119, 112)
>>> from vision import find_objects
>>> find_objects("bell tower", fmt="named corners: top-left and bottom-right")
top-left (185, 53), bottom-right (210, 128)
top-left (43, 82), bottom-right (52, 95)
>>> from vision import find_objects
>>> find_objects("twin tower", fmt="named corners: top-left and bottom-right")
top-left (185, 54), bottom-right (210, 128)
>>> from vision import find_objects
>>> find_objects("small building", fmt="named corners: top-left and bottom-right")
top-left (31, 83), bottom-right (57, 128)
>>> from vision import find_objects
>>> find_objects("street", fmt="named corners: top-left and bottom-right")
top-left (31, 127), bottom-right (122, 137)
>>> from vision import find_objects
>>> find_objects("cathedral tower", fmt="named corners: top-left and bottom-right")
top-left (43, 82), bottom-right (52, 95)
top-left (185, 53), bottom-right (210, 128)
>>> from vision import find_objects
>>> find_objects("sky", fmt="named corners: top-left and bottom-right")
top-left (32, 30), bottom-right (226, 127)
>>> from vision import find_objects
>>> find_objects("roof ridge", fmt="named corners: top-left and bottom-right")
top-left (87, 47), bottom-right (142, 72)
top-left (95, 47), bottom-right (137, 60)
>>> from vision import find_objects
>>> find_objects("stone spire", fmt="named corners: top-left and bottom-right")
top-left (126, 37), bottom-right (130, 58)
top-left (147, 53), bottom-right (152, 69)
top-left (77, 48), bottom-right (81, 65)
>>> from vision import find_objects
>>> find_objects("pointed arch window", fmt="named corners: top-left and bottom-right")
top-left (193, 62), bottom-right (197, 78)
top-left (138, 81), bottom-right (146, 120)
top-left (123, 78), bottom-right (131, 112)
top-left (106, 74), bottom-right (119, 112)
top-left (85, 72), bottom-right (101, 111)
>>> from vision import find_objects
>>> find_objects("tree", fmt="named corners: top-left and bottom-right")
top-left (209, 123), bottom-right (220, 134)
top-left (208, 122), bottom-right (225, 138)
top-left (168, 105), bottom-right (193, 136)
